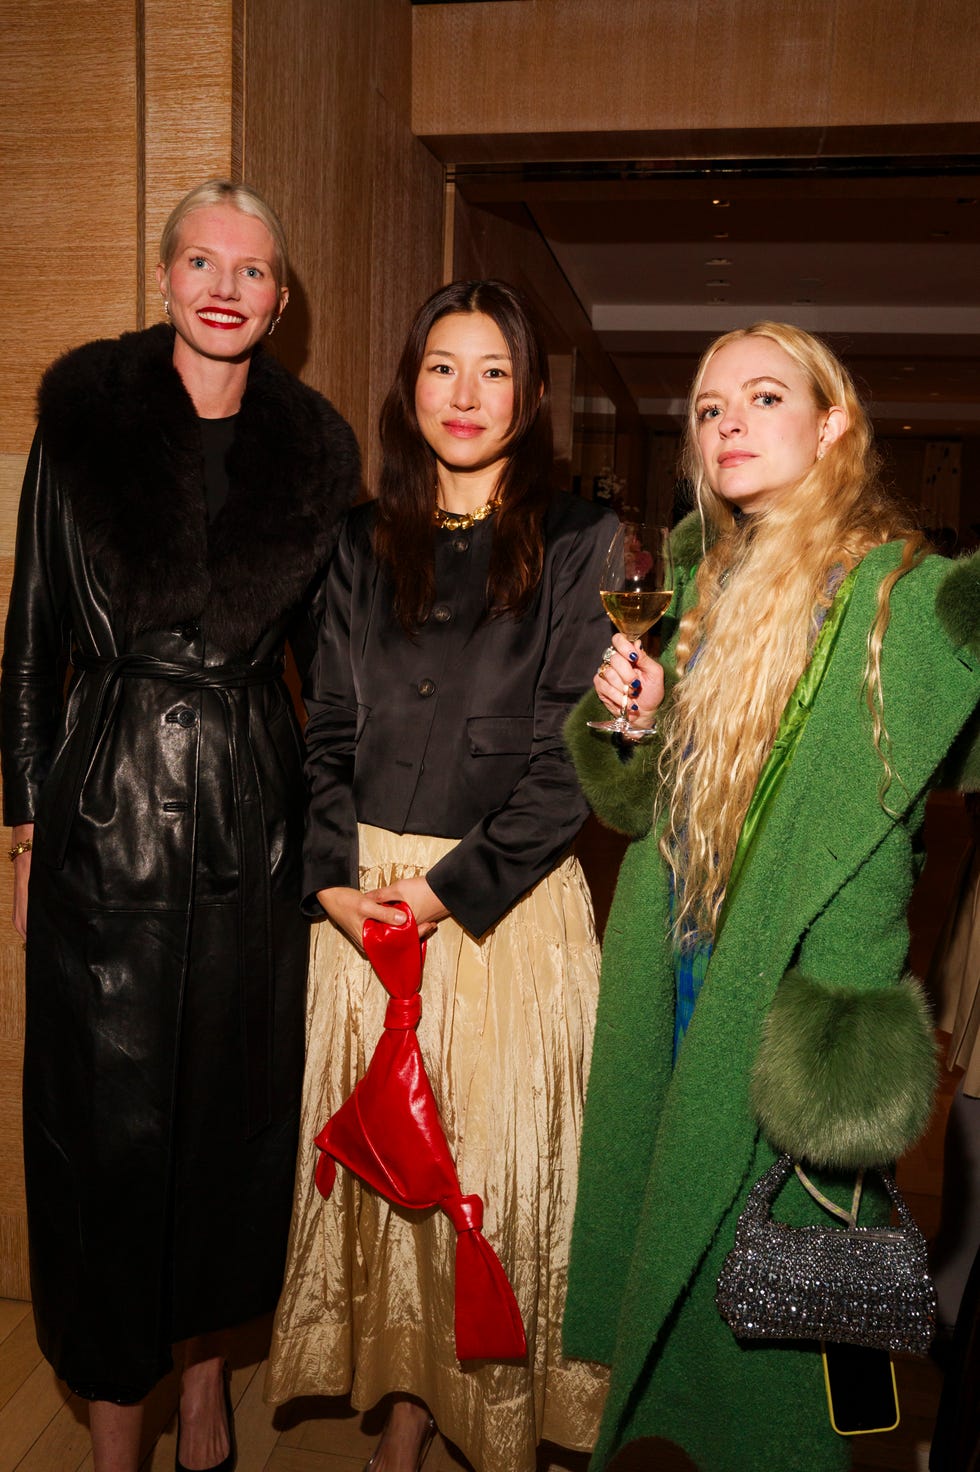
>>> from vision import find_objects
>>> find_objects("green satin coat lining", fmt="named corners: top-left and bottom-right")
top-left (715, 566), bottom-right (859, 943)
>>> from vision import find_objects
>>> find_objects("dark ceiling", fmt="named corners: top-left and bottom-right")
top-left (457, 161), bottom-right (980, 437)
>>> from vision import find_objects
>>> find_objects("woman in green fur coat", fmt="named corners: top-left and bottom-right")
top-left (563, 322), bottom-right (980, 1472)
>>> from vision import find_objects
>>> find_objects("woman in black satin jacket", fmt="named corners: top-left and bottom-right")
top-left (266, 281), bottom-right (613, 1472)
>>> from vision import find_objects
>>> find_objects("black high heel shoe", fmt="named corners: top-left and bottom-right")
top-left (175, 1364), bottom-right (236, 1472)
top-left (364, 1412), bottom-right (436, 1471)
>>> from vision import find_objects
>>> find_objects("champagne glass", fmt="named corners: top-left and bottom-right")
top-left (588, 520), bottom-right (673, 743)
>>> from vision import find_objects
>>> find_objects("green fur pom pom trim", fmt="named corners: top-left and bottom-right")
top-left (751, 970), bottom-right (936, 1169)
top-left (564, 692), bottom-right (659, 838)
top-left (936, 549), bottom-right (980, 659)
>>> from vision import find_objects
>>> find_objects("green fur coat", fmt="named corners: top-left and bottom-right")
top-left (563, 516), bottom-right (980, 1472)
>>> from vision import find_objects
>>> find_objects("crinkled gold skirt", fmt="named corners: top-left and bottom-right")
top-left (266, 825), bottom-right (608, 1472)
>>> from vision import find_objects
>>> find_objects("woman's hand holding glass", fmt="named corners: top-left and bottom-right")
top-left (587, 520), bottom-right (673, 741)
top-left (594, 633), bottom-right (665, 734)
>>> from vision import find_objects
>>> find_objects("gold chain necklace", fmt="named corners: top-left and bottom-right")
top-left (432, 497), bottom-right (500, 532)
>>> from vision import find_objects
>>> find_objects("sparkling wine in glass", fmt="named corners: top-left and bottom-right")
top-left (588, 520), bottom-right (673, 742)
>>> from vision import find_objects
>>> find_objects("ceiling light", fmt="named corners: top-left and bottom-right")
top-left (711, 198), bottom-right (731, 208)
top-left (705, 257), bottom-right (732, 266)
top-left (902, 424), bottom-right (912, 431)
top-left (713, 232), bottom-right (730, 240)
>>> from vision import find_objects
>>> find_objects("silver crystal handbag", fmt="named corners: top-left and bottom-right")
top-left (715, 1153), bottom-right (936, 1356)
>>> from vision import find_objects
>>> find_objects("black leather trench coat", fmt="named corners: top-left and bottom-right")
top-left (0, 325), bottom-right (358, 1400)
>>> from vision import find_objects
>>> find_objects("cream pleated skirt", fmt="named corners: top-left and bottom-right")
top-left (266, 825), bottom-right (609, 1472)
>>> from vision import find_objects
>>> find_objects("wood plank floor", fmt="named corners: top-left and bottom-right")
top-left (0, 1303), bottom-right (591, 1471)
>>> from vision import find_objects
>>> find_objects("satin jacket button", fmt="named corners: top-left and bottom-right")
top-left (452, 537), bottom-right (469, 554)
top-left (166, 707), bottom-right (197, 728)
top-left (432, 604), bottom-right (452, 623)
top-left (172, 621), bottom-right (200, 641)
top-left (417, 679), bottom-right (436, 698)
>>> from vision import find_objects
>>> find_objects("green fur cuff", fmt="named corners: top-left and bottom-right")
top-left (936, 550), bottom-right (980, 659)
top-left (751, 970), bottom-right (936, 1169)
top-left (564, 691), bottom-right (658, 838)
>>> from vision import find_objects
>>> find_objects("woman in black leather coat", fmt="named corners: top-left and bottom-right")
top-left (266, 281), bottom-right (613, 1472)
top-left (0, 180), bottom-right (358, 1471)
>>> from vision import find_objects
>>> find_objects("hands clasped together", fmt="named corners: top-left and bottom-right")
top-left (317, 873), bottom-right (450, 950)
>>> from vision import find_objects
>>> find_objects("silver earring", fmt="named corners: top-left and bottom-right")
top-left (163, 299), bottom-right (171, 322)
top-left (268, 315), bottom-right (281, 337)
top-left (817, 448), bottom-right (825, 461)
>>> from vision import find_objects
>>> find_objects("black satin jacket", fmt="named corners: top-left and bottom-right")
top-left (303, 494), bottom-right (618, 936)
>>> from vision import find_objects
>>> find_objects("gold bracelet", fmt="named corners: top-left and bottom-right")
top-left (8, 838), bottom-right (33, 861)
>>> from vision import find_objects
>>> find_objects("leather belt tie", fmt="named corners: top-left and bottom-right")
top-left (52, 651), bottom-right (282, 1136)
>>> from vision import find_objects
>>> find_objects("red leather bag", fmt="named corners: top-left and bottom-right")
top-left (313, 902), bottom-right (527, 1362)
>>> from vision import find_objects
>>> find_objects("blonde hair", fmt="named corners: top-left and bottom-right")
top-left (159, 179), bottom-right (289, 289)
top-left (661, 321), bottom-right (925, 940)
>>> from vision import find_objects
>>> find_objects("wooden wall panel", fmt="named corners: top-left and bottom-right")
top-left (142, 0), bottom-right (241, 326)
top-left (0, 0), bottom-right (139, 454)
top-left (242, 0), bottom-right (443, 487)
top-left (366, 91), bottom-right (445, 486)
top-left (413, 0), bottom-right (980, 153)
top-left (829, 0), bottom-right (980, 125)
top-left (242, 0), bottom-right (375, 448)
top-left (0, 0), bottom-right (139, 1303)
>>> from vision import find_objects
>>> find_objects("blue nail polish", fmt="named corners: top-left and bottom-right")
top-left (628, 651), bottom-right (639, 665)
top-left (630, 703), bottom-right (639, 712)
top-left (630, 678), bottom-right (641, 694)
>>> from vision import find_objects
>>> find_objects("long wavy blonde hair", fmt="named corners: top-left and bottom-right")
top-left (660, 322), bottom-right (925, 940)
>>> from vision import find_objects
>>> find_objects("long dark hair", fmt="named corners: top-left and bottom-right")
top-left (375, 279), bottom-right (554, 630)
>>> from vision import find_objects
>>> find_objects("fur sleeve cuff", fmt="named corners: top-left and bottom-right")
top-left (751, 970), bottom-right (937, 1169)
top-left (564, 691), bottom-right (658, 838)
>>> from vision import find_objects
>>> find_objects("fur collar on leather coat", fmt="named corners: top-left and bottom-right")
top-left (37, 323), bottom-right (360, 649)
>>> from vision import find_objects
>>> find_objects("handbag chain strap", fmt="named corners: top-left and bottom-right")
top-left (794, 1163), bottom-right (864, 1228)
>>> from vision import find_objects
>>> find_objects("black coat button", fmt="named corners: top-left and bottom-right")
top-left (417, 679), bottom-right (436, 698)
top-left (166, 707), bottom-right (198, 727)
top-left (432, 604), bottom-right (451, 623)
top-left (452, 537), bottom-right (469, 554)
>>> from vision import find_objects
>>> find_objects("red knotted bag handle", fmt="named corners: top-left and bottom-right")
top-left (313, 902), bottom-right (526, 1360)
